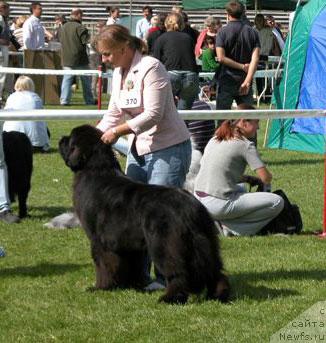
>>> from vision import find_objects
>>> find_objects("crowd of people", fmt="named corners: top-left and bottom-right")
top-left (0, 0), bottom-right (288, 293)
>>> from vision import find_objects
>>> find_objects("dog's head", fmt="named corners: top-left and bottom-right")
top-left (59, 125), bottom-right (120, 172)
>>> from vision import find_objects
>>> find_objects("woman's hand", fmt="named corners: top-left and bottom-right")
top-left (101, 128), bottom-right (119, 144)
top-left (255, 167), bottom-right (273, 185)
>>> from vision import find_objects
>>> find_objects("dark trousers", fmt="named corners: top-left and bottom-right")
top-left (216, 75), bottom-right (254, 110)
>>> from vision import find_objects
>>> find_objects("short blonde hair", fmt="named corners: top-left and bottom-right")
top-left (171, 5), bottom-right (183, 14)
top-left (14, 75), bottom-right (35, 92)
top-left (16, 15), bottom-right (28, 28)
top-left (165, 13), bottom-right (184, 32)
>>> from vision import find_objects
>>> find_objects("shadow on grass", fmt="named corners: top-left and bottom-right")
top-left (33, 148), bottom-right (59, 155)
top-left (29, 206), bottom-right (73, 219)
top-left (266, 158), bottom-right (323, 166)
top-left (232, 268), bottom-right (326, 300)
top-left (0, 262), bottom-right (88, 278)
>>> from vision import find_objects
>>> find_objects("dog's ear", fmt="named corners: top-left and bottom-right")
top-left (58, 136), bottom-right (71, 164)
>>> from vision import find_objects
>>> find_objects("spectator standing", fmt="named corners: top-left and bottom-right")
top-left (135, 5), bottom-right (152, 40)
top-left (147, 15), bottom-right (159, 35)
top-left (4, 76), bottom-right (50, 152)
top-left (89, 20), bottom-right (106, 100)
top-left (215, 1), bottom-right (260, 110)
top-left (201, 36), bottom-right (219, 72)
top-left (171, 5), bottom-right (183, 14)
top-left (153, 13), bottom-right (199, 111)
top-left (0, 1), bottom-right (10, 105)
top-left (254, 14), bottom-right (275, 58)
top-left (13, 15), bottom-right (28, 47)
top-left (23, 2), bottom-right (45, 50)
top-left (95, 25), bottom-right (191, 290)
top-left (106, 6), bottom-right (120, 26)
top-left (53, 14), bottom-right (66, 42)
top-left (0, 2), bottom-right (18, 224)
top-left (254, 14), bottom-right (276, 101)
top-left (146, 12), bottom-right (167, 55)
top-left (181, 11), bottom-right (199, 45)
top-left (59, 8), bottom-right (94, 106)
top-left (195, 16), bottom-right (221, 58)
top-left (266, 15), bottom-right (285, 52)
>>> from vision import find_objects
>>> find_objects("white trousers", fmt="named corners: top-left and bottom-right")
top-left (0, 122), bottom-right (10, 212)
top-left (196, 191), bottom-right (284, 236)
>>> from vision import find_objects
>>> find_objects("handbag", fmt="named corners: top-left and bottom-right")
top-left (259, 189), bottom-right (303, 235)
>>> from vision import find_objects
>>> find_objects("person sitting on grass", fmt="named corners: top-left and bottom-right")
top-left (3, 75), bottom-right (50, 152)
top-left (194, 103), bottom-right (284, 236)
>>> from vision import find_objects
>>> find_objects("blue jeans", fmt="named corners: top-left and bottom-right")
top-left (168, 71), bottom-right (199, 110)
top-left (126, 139), bottom-right (191, 285)
top-left (60, 66), bottom-right (94, 105)
top-left (126, 139), bottom-right (191, 187)
top-left (0, 122), bottom-right (10, 213)
top-left (112, 137), bottom-right (128, 156)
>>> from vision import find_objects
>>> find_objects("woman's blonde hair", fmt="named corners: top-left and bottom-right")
top-left (165, 13), bottom-right (184, 32)
top-left (14, 75), bottom-right (35, 92)
top-left (93, 24), bottom-right (147, 55)
top-left (16, 15), bottom-right (28, 28)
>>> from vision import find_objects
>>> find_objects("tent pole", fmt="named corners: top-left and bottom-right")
top-left (319, 148), bottom-right (326, 237)
top-left (324, 152), bottom-right (326, 231)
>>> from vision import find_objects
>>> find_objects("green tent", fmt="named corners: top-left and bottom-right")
top-left (268, 0), bottom-right (326, 154)
top-left (182, 0), bottom-right (297, 10)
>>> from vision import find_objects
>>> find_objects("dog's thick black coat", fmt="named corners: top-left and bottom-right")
top-left (3, 131), bottom-right (33, 218)
top-left (59, 125), bottom-right (230, 303)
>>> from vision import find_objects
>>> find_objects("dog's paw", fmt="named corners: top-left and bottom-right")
top-left (86, 286), bottom-right (99, 293)
top-left (158, 292), bottom-right (188, 304)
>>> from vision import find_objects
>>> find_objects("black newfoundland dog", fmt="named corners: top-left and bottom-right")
top-left (3, 131), bottom-right (33, 218)
top-left (59, 125), bottom-right (230, 304)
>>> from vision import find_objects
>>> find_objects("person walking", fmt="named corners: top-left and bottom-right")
top-left (215, 0), bottom-right (260, 110)
top-left (59, 8), bottom-right (94, 106)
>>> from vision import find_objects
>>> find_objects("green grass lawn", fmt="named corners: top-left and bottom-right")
top-left (0, 93), bottom-right (325, 342)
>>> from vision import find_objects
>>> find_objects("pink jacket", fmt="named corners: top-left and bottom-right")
top-left (97, 51), bottom-right (190, 156)
top-left (195, 29), bottom-right (208, 58)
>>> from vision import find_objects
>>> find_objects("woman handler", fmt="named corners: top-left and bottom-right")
top-left (94, 25), bottom-right (191, 289)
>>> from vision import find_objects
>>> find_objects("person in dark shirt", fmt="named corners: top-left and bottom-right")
top-left (146, 12), bottom-right (167, 55)
top-left (215, 0), bottom-right (260, 109)
top-left (59, 8), bottom-right (94, 106)
top-left (153, 12), bottom-right (198, 110)
top-left (181, 11), bottom-right (199, 45)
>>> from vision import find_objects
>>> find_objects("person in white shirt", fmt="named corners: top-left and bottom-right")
top-left (23, 1), bottom-right (45, 50)
top-left (135, 5), bottom-right (152, 40)
top-left (4, 75), bottom-right (50, 152)
top-left (106, 6), bottom-right (120, 26)
top-left (266, 15), bottom-right (285, 52)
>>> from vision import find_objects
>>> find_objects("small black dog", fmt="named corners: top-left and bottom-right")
top-left (3, 131), bottom-right (33, 218)
top-left (59, 125), bottom-right (230, 304)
